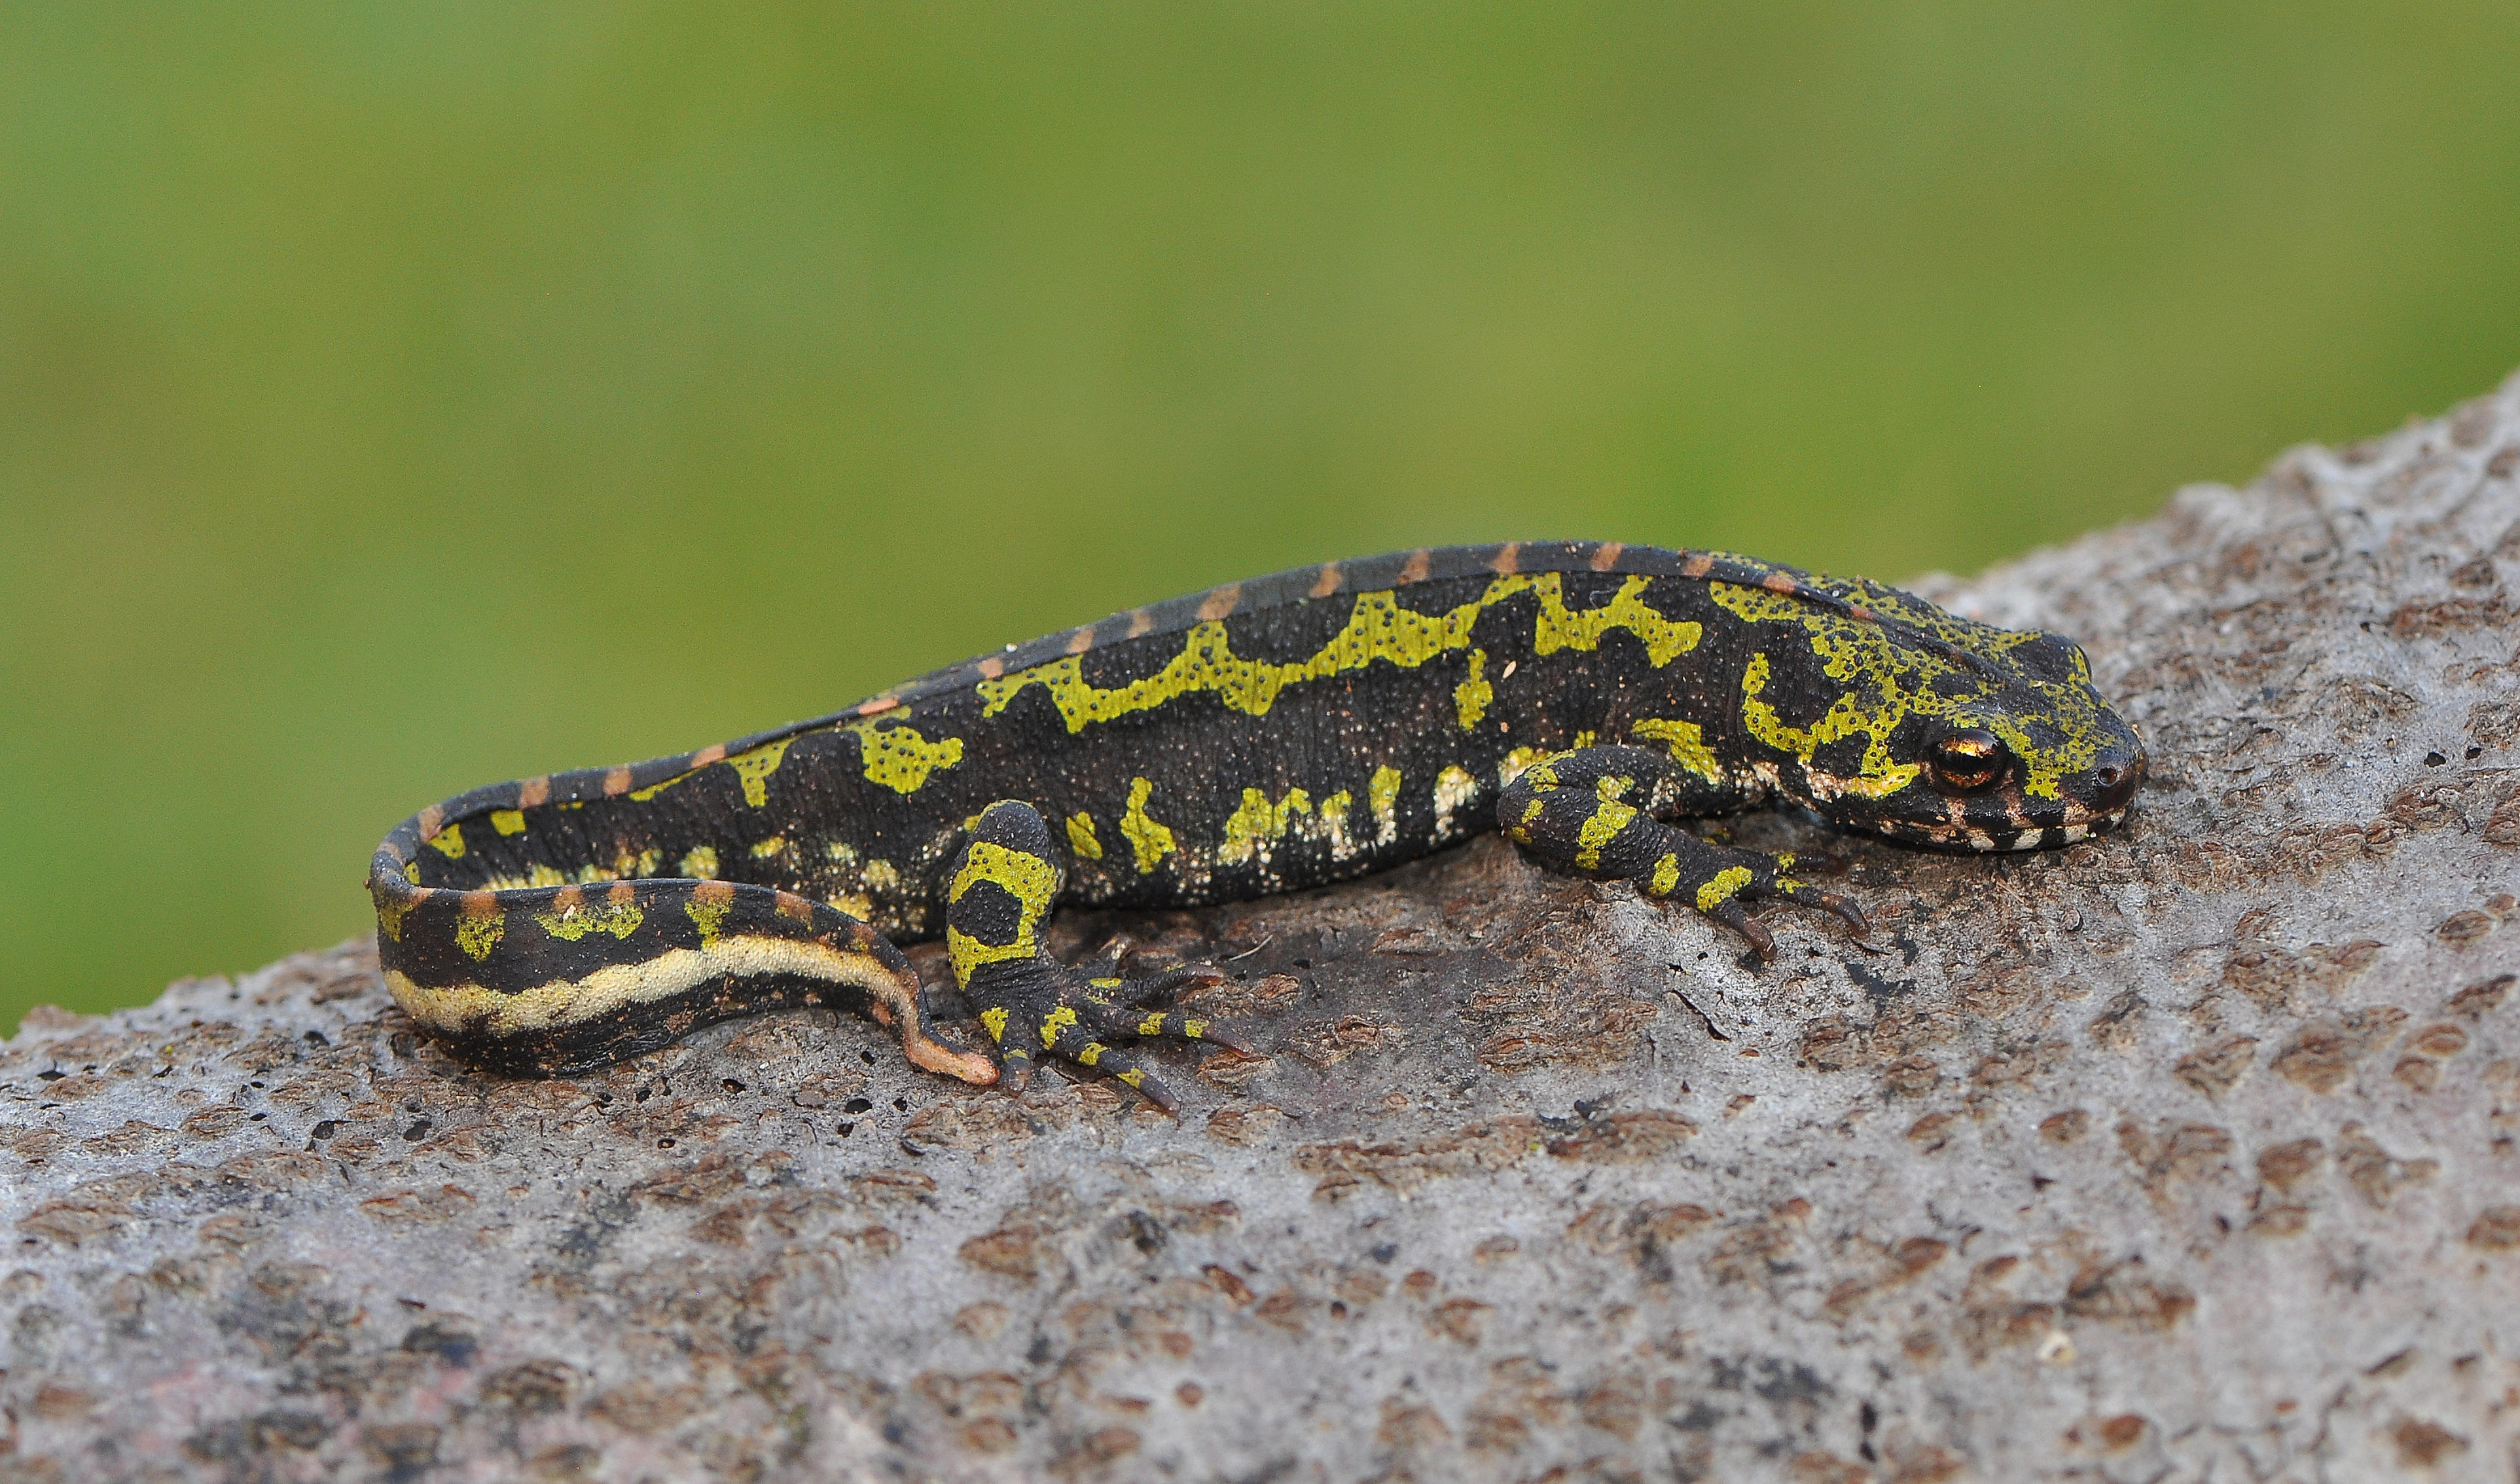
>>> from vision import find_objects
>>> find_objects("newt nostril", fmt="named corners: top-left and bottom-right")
top-left (2090, 751), bottom-right (2145, 813)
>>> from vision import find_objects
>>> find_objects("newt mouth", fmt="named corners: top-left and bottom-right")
top-left (1979, 805), bottom-right (2132, 852)
top-left (1863, 804), bottom-right (2131, 853)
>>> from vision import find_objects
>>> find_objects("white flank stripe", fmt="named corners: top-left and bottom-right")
top-left (386, 935), bottom-right (908, 1038)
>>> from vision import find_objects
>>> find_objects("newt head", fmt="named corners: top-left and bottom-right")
top-left (1709, 570), bottom-right (2145, 852)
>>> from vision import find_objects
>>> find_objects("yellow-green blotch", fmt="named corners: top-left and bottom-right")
top-left (727, 738), bottom-right (795, 806)
top-left (1696, 865), bottom-right (1754, 911)
top-left (1219, 786), bottom-right (1314, 865)
top-left (976, 573), bottom-right (1698, 736)
top-left (1532, 576), bottom-right (1701, 667)
top-left (1574, 774), bottom-right (1638, 870)
top-left (1368, 765), bottom-right (1402, 845)
top-left (534, 897), bottom-right (644, 942)
top-left (1630, 717), bottom-right (1725, 786)
top-left (840, 718), bottom-right (963, 795)
top-left (1454, 648), bottom-right (1493, 729)
top-left (945, 839), bottom-right (1060, 986)
top-left (624, 734), bottom-right (806, 807)
top-left (1120, 778), bottom-right (1177, 875)
top-left (1734, 651), bottom-right (1922, 801)
top-left (684, 895), bottom-right (731, 945)
top-left (454, 905), bottom-right (505, 961)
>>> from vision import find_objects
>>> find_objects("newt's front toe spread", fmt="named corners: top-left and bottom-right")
top-left (946, 801), bottom-right (1240, 1109)
top-left (374, 541), bottom-right (2141, 1092)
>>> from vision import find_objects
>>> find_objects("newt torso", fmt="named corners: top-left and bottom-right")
top-left (373, 541), bottom-right (2144, 1081)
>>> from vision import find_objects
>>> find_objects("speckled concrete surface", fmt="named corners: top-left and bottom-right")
top-left (6, 376), bottom-right (2520, 1483)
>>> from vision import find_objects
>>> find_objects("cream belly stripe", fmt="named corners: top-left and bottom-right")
top-left (384, 935), bottom-right (909, 1038)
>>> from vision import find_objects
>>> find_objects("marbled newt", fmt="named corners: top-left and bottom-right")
top-left (370, 542), bottom-right (2144, 1104)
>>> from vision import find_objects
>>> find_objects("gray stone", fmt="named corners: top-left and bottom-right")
top-left (7, 374), bottom-right (2520, 1482)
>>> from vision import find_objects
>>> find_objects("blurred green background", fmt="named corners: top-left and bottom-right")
top-left (5, 5), bottom-right (2519, 1028)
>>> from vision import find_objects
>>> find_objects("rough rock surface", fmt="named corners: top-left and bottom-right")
top-left (8, 378), bottom-right (2520, 1484)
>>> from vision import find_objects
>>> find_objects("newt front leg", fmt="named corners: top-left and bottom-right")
top-left (1499, 746), bottom-right (1866, 958)
top-left (945, 800), bottom-right (1246, 1110)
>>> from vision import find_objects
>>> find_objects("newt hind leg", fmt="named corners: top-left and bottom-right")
top-left (1498, 746), bottom-right (1865, 959)
top-left (945, 800), bottom-right (1244, 1110)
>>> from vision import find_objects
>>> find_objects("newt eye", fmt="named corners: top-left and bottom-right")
top-left (1928, 729), bottom-right (2008, 794)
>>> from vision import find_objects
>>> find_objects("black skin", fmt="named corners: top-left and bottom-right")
top-left (374, 542), bottom-right (2145, 1102)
